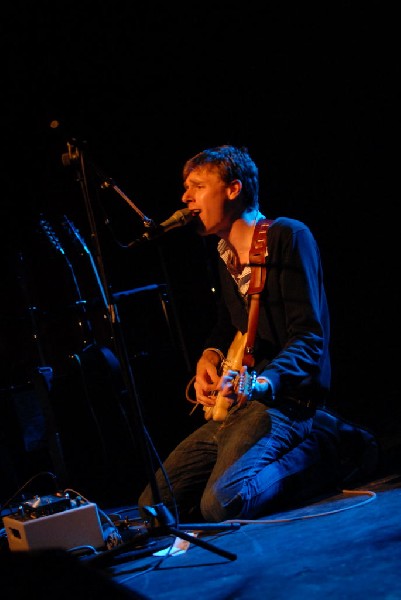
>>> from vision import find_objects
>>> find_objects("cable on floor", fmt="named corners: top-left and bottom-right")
top-left (223, 489), bottom-right (377, 524)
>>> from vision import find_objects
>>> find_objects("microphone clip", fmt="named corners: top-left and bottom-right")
top-left (61, 140), bottom-right (82, 167)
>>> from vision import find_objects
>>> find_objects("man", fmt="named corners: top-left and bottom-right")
top-left (138, 145), bottom-right (377, 523)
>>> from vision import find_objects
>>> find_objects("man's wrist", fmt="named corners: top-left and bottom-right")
top-left (257, 375), bottom-right (275, 402)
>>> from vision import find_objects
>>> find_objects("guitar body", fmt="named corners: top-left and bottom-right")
top-left (204, 331), bottom-right (248, 422)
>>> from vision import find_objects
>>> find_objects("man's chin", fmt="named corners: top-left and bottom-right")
top-left (195, 220), bottom-right (207, 236)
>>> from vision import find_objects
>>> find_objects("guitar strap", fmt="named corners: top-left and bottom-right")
top-left (242, 218), bottom-right (272, 368)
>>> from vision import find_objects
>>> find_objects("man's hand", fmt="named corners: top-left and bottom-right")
top-left (194, 352), bottom-right (220, 407)
top-left (219, 366), bottom-right (271, 406)
top-left (194, 350), bottom-right (272, 416)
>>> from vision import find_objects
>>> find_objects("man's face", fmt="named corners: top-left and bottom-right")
top-left (182, 166), bottom-right (238, 237)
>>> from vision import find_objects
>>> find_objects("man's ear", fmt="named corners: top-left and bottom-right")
top-left (227, 179), bottom-right (242, 199)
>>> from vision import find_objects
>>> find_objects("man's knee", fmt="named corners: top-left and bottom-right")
top-left (200, 487), bottom-right (244, 522)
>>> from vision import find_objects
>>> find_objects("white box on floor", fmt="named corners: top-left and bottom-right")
top-left (3, 502), bottom-right (104, 552)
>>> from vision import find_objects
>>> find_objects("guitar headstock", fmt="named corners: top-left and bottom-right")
top-left (39, 217), bottom-right (65, 255)
top-left (61, 215), bottom-right (89, 254)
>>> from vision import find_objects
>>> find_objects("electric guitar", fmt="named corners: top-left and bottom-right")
top-left (203, 331), bottom-right (252, 422)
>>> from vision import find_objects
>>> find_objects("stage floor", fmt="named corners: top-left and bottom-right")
top-left (1, 472), bottom-right (400, 598)
top-left (87, 473), bottom-right (401, 599)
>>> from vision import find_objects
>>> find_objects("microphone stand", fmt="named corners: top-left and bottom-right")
top-left (96, 164), bottom-right (192, 373)
top-left (100, 177), bottom-right (155, 231)
top-left (62, 140), bottom-right (238, 563)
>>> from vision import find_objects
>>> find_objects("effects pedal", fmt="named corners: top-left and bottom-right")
top-left (3, 493), bottom-right (104, 552)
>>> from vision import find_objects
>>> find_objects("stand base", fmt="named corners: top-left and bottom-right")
top-left (85, 503), bottom-right (240, 565)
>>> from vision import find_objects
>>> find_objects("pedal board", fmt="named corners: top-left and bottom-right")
top-left (3, 495), bottom-right (104, 552)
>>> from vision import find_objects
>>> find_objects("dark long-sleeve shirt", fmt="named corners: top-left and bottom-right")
top-left (204, 216), bottom-right (331, 405)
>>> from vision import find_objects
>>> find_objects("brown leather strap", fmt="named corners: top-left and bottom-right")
top-left (243, 219), bottom-right (272, 368)
top-left (248, 220), bottom-right (271, 295)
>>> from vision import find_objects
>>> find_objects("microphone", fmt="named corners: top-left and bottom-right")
top-left (128, 208), bottom-right (195, 247)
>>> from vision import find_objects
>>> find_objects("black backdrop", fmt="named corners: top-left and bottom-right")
top-left (1, 5), bottom-right (397, 505)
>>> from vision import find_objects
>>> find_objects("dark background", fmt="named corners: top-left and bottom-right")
top-left (0, 4), bottom-right (397, 506)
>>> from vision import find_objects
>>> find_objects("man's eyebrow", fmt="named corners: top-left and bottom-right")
top-left (185, 175), bottom-right (204, 186)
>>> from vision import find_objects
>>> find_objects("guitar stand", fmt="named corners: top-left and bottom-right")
top-left (63, 140), bottom-right (239, 566)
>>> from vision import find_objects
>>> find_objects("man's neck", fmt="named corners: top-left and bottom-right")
top-left (224, 209), bottom-right (263, 266)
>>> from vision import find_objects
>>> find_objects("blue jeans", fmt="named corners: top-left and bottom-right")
top-left (138, 400), bottom-right (324, 523)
